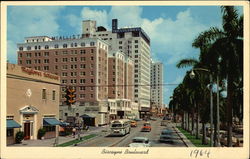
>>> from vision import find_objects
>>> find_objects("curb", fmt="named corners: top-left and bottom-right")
top-left (173, 126), bottom-right (195, 147)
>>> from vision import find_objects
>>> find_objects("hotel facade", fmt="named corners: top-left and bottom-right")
top-left (82, 19), bottom-right (151, 117)
top-left (7, 63), bottom-right (60, 145)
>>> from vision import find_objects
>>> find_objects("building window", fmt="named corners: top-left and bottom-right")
top-left (62, 79), bottom-right (67, 84)
top-left (91, 49), bottom-right (94, 53)
top-left (55, 65), bottom-right (58, 69)
top-left (91, 94), bottom-right (94, 98)
top-left (91, 57), bottom-right (94, 60)
top-left (52, 90), bottom-right (56, 100)
top-left (35, 46), bottom-right (37, 50)
top-left (44, 66), bottom-right (49, 70)
top-left (7, 129), bottom-right (14, 137)
top-left (42, 89), bottom-right (46, 99)
top-left (44, 52), bottom-right (49, 56)
top-left (63, 44), bottom-right (67, 48)
top-left (119, 46), bottom-right (122, 49)
top-left (62, 51), bottom-right (68, 55)
top-left (26, 60), bottom-right (31, 64)
top-left (62, 65), bottom-right (68, 70)
top-left (55, 58), bottom-right (58, 62)
top-left (45, 45), bottom-right (49, 49)
top-left (80, 64), bottom-right (86, 69)
top-left (65, 113), bottom-right (68, 116)
top-left (62, 72), bottom-right (67, 76)
top-left (80, 94), bottom-right (85, 99)
top-left (119, 41), bottom-right (122, 44)
top-left (79, 86), bottom-right (85, 90)
top-left (54, 44), bottom-right (59, 48)
top-left (80, 72), bottom-right (85, 76)
top-left (135, 40), bottom-right (138, 43)
top-left (91, 71), bottom-right (94, 76)
top-left (135, 45), bottom-right (138, 48)
top-left (90, 42), bottom-right (95, 46)
top-left (19, 60), bottom-right (22, 64)
top-left (80, 50), bottom-right (86, 54)
top-left (26, 53), bottom-right (32, 58)
top-left (19, 47), bottom-right (23, 51)
top-left (44, 59), bottom-right (49, 63)
top-left (81, 57), bottom-right (86, 61)
top-left (135, 50), bottom-right (138, 53)
top-left (80, 79), bottom-right (85, 84)
top-left (91, 79), bottom-right (94, 83)
top-left (91, 87), bottom-right (94, 91)
top-left (81, 42), bottom-right (85, 46)
top-left (27, 46), bottom-right (31, 50)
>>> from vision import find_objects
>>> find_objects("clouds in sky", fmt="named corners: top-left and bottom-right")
top-left (7, 6), bottom-right (64, 62)
top-left (7, 5), bottom-right (226, 104)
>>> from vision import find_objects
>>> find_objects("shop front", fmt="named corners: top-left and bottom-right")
top-left (6, 119), bottom-right (21, 145)
top-left (43, 117), bottom-right (61, 139)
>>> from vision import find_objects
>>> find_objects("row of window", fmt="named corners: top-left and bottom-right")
top-left (62, 78), bottom-right (107, 84)
top-left (19, 49), bottom-right (95, 58)
top-left (19, 42), bottom-right (96, 51)
top-left (42, 89), bottom-right (56, 100)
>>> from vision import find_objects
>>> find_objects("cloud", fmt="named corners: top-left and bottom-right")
top-left (81, 7), bottom-right (108, 28)
top-left (7, 6), bottom-right (64, 63)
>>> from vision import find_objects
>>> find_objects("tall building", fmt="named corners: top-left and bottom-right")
top-left (82, 19), bottom-right (151, 118)
top-left (17, 36), bottom-right (110, 126)
top-left (7, 63), bottom-right (60, 145)
top-left (107, 51), bottom-right (135, 119)
top-left (150, 61), bottom-right (163, 110)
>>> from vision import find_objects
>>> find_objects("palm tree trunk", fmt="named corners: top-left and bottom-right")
top-left (227, 74), bottom-right (233, 147)
top-left (196, 103), bottom-right (199, 139)
top-left (181, 112), bottom-right (184, 129)
top-left (192, 110), bottom-right (194, 135)
top-left (202, 122), bottom-right (207, 144)
top-left (187, 112), bottom-right (190, 132)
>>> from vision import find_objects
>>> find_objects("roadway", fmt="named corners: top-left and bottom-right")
top-left (77, 119), bottom-right (186, 147)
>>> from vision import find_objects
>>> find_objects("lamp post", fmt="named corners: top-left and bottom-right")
top-left (189, 68), bottom-right (214, 147)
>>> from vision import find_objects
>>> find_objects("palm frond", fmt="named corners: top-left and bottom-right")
top-left (192, 27), bottom-right (224, 49)
top-left (176, 58), bottom-right (198, 68)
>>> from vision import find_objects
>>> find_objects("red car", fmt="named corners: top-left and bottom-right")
top-left (141, 122), bottom-right (151, 132)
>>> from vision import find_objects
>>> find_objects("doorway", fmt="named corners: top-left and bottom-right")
top-left (24, 122), bottom-right (30, 140)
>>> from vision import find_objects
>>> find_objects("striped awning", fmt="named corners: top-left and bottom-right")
top-left (7, 119), bottom-right (21, 128)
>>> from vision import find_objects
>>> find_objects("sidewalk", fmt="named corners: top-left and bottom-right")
top-left (9, 126), bottom-right (108, 147)
top-left (172, 123), bottom-right (195, 147)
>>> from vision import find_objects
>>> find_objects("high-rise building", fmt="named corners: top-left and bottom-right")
top-left (151, 61), bottom-right (163, 109)
top-left (82, 19), bottom-right (151, 118)
top-left (17, 36), bottom-right (110, 126)
top-left (107, 51), bottom-right (134, 119)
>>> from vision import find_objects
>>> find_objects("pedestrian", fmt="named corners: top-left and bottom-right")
top-left (72, 127), bottom-right (76, 138)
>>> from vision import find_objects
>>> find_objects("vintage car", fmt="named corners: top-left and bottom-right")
top-left (128, 137), bottom-right (151, 147)
top-left (130, 120), bottom-right (137, 127)
top-left (141, 122), bottom-right (152, 132)
top-left (159, 129), bottom-right (174, 143)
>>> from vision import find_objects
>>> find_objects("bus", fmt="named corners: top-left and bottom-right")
top-left (110, 119), bottom-right (131, 136)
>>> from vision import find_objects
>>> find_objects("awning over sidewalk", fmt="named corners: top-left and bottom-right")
top-left (80, 114), bottom-right (94, 118)
top-left (7, 119), bottom-right (21, 128)
top-left (43, 118), bottom-right (61, 126)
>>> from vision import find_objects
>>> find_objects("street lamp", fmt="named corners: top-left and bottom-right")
top-left (189, 68), bottom-right (214, 147)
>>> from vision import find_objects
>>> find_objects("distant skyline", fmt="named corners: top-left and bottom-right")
top-left (7, 5), bottom-right (243, 105)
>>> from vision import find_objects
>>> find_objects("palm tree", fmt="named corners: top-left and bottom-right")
top-left (191, 6), bottom-right (243, 146)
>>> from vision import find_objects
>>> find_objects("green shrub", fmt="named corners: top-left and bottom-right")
top-left (38, 128), bottom-right (46, 139)
top-left (15, 131), bottom-right (24, 143)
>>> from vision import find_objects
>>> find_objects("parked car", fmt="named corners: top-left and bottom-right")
top-left (128, 137), bottom-right (151, 147)
top-left (141, 122), bottom-right (152, 132)
top-left (150, 117), bottom-right (157, 121)
top-left (133, 118), bottom-right (142, 121)
top-left (130, 120), bottom-right (137, 127)
top-left (159, 129), bottom-right (174, 143)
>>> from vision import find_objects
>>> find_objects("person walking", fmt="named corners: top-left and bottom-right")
top-left (72, 127), bottom-right (76, 138)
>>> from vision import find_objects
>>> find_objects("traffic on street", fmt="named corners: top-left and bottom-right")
top-left (77, 118), bottom-right (187, 147)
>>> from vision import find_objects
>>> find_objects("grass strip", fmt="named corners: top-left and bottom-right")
top-left (177, 126), bottom-right (210, 147)
top-left (57, 134), bottom-right (97, 147)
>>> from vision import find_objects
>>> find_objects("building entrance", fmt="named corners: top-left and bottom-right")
top-left (24, 122), bottom-right (31, 140)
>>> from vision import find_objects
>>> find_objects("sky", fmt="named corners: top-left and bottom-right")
top-left (7, 5), bottom-right (243, 106)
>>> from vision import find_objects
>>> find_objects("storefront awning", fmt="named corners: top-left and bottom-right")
top-left (7, 119), bottom-right (21, 128)
top-left (43, 118), bottom-right (61, 126)
top-left (80, 114), bottom-right (94, 118)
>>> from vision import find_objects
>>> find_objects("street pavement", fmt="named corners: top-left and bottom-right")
top-left (78, 119), bottom-right (187, 147)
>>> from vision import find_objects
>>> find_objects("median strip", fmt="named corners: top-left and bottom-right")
top-left (56, 134), bottom-right (97, 147)
top-left (176, 126), bottom-right (210, 147)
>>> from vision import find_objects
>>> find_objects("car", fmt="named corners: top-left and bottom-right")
top-left (133, 118), bottom-right (142, 121)
top-left (128, 137), bottom-right (151, 147)
top-left (159, 129), bottom-right (174, 143)
top-left (130, 120), bottom-right (137, 127)
top-left (150, 117), bottom-right (157, 121)
top-left (141, 122), bottom-right (151, 132)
